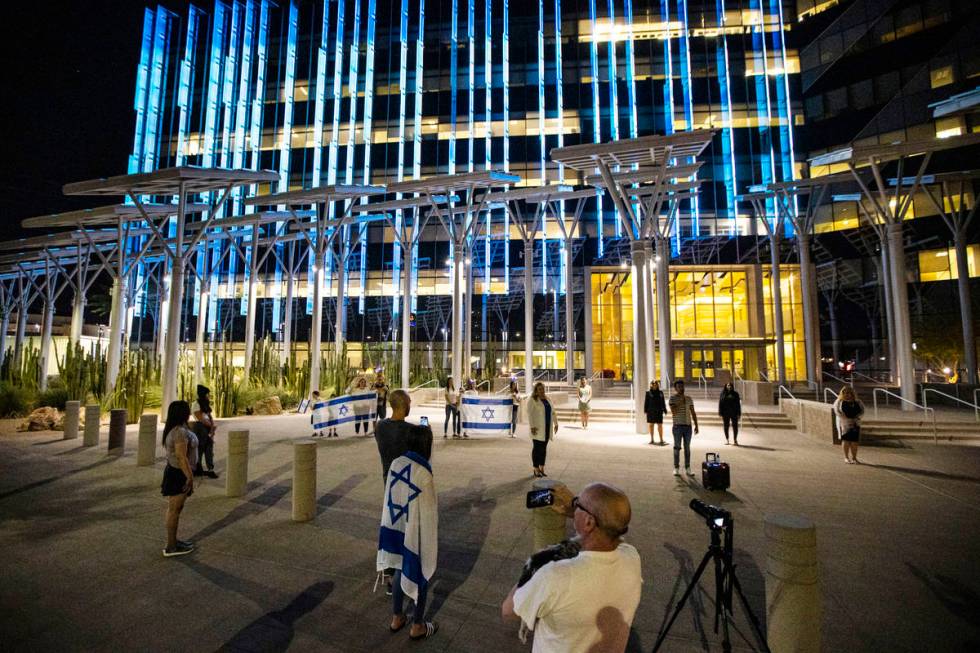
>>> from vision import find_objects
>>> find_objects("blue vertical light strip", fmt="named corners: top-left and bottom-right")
top-left (588, 0), bottom-right (605, 253)
top-left (537, 1), bottom-right (546, 288)
top-left (661, 1), bottom-right (680, 252)
top-left (772, 0), bottom-right (798, 222)
top-left (326, 0), bottom-right (347, 307)
top-left (484, 0), bottom-right (492, 292)
top-left (311, 1), bottom-right (330, 188)
top-left (174, 7), bottom-right (201, 167)
top-left (555, 0), bottom-right (566, 294)
top-left (606, 1), bottom-right (619, 146)
top-left (467, 0), bottom-right (475, 173)
top-left (218, 1), bottom-right (240, 173)
top-left (624, 0), bottom-right (638, 141)
top-left (449, 0), bottom-right (458, 175)
top-left (129, 9), bottom-right (155, 174)
top-left (751, 0), bottom-right (776, 226)
top-left (345, 0), bottom-right (362, 310)
top-left (142, 8), bottom-right (171, 174)
top-left (204, 3), bottom-right (227, 334)
top-left (359, 0), bottom-right (377, 313)
top-left (393, 0), bottom-right (410, 318)
top-left (715, 0), bottom-right (738, 231)
top-left (235, 4), bottom-right (256, 317)
top-left (676, 0), bottom-right (700, 238)
top-left (412, 0), bottom-right (425, 314)
top-left (502, 0), bottom-right (510, 286)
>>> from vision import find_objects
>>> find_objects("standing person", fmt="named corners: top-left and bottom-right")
top-left (160, 400), bottom-right (198, 558)
top-left (644, 380), bottom-right (667, 445)
top-left (374, 373), bottom-right (390, 423)
top-left (460, 378), bottom-right (478, 439)
top-left (668, 380), bottom-right (699, 477)
top-left (444, 378), bottom-right (460, 439)
top-left (350, 376), bottom-right (372, 435)
top-left (310, 390), bottom-right (326, 438)
top-left (191, 385), bottom-right (218, 478)
top-left (509, 379), bottom-right (521, 438)
top-left (718, 382), bottom-right (742, 446)
top-left (577, 377), bottom-right (593, 429)
top-left (526, 382), bottom-right (559, 478)
top-left (501, 482), bottom-right (642, 652)
top-left (375, 390), bottom-right (433, 484)
top-left (834, 386), bottom-right (865, 464)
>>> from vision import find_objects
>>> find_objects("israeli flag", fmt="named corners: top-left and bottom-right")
top-left (313, 391), bottom-right (378, 434)
top-left (460, 395), bottom-right (513, 434)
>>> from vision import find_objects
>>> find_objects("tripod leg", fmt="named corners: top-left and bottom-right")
top-left (730, 571), bottom-right (772, 653)
top-left (652, 549), bottom-right (716, 653)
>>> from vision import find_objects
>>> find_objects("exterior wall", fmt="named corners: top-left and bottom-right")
top-left (779, 397), bottom-right (835, 442)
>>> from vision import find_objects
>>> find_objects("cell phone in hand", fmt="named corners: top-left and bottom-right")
top-left (526, 488), bottom-right (555, 509)
top-left (420, 416), bottom-right (429, 427)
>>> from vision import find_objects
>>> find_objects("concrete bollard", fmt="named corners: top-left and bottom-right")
top-left (137, 414), bottom-right (158, 466)
top-left (108, 409), bottom-right (127, 456)
top-left (292, 441), bottom-right (318, 522)
top-left (63, 401), bottom-right (80, 441)
top-left (82, 404), bottom-right (101, 447)
top-left (531, 478), bottom-right (568, 551)
top-left (765, 514), bottom-right (820, 653)
top-left (226, 430), bottom-right (250, 497)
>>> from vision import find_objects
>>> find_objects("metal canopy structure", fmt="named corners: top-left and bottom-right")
top-left (64, 166), bottom-right (281, 409)
top-left (245, 184), bottom-right (386, 393)
top-left (810, 133), bottom-right (980, 408)
top-left (553, 131), bottom-right (715, 433)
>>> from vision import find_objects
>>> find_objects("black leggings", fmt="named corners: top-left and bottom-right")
top-left (377, 400), bottom-right (387, 421)
top-left (723, 416), bottom-right (739, 441)
top-left (511, 403), bottom-right (519, 434)
top-left (444, 405), bottom-right (460, 435)
top-left (531, 439), bottom-right (548, 467)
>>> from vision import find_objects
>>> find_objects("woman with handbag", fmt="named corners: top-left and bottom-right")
top-left (526, 382), bottom-right (559, 478)
top-left (833, 386), bottom-right (865, 464)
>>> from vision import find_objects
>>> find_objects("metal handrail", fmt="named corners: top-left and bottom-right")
top-left (922, 388), bottom-right (979, 422)
top-left (474, 380), bottom-right (491, 392)
top-left (851, 371), bottom-right (884, 385)
top-left (922, 370), bottom-right (947, 383)
top-left (823, 387), bottom-right (839, 404)
top-left (975, 388), bottom-right (980, 414)
top-left (759, 370), bottom-right (770, 383)
top-left (822, 371), bottom-right (853, 387)
top-left (873, 388), bottom-right (938, 444)
top-left (409, 379), bottom-right (440, 392)
top-left (697, 372), bottom-right (709, 398)
top-left (777, 385), bottom-right (797, 404)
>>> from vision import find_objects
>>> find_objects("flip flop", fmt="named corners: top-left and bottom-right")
top-left (409, 621), bottom-right (439, 641)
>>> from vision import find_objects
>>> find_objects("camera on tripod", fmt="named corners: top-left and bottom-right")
top-left (690, 499), bottom-right (732, 530)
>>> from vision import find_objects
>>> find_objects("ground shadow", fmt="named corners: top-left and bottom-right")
top-left (860, 439), bottom-right (911, 448)
top-left (732, 444), bottom-right (786, 452)
top-left (864, 463), bottom-right (980, 484)
top-left (188, 462), bottom-right (294, 541)
top-left (0, 457), bottom-right (117, 501)
top-left (659, 542), bottom-right (710, 650)
top-left (906, 561), bottom-right (980, 627)
top-left (316, 473), bottom-right (367, 515)
top-left (32, 438), bottom-right (67, 446)
top-left (54, 445), bottom-right (95, 456)
top-left (217, 580), bottom-right (335, 652)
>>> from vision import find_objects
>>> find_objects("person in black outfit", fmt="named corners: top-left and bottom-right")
top-left (718, 382), bottom-right (742, 445)
top-left (644, 380), bottom-right (667, 445)
top-left (374, 389), bottom-right (433, 484)
top-left (192, 385), bottom-right (218, 478)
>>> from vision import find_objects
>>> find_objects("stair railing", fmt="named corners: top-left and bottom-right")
top-left (823, 387), bottom-right (839, 404)
top-left (872, 388), bottom-right (937, 444)
top-left (922, 388), bottom-right (979, 423)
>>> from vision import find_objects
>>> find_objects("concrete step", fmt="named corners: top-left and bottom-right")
top-left (861, 419), bottom-right (980, 440)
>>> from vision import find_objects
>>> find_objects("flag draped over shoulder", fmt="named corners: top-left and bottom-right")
top-left (377, 451), bottom-right (438, 601)
top-left (312, 391), bottom-right (377, 435)
top-left (460, 395), bottom-right (513, 434)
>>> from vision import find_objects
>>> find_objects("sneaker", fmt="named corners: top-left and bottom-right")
top-left (673, 468), bottom-right (680, 476)
top-left (163, 542), bottom-right (194, 557)
top-left (177, 539), bottom-right (194, 548)
top-left (385, 580), bottom-right (393, 596)
top-left (685, 468), bottom-right (694, 476)
top-left (205, 470), bottom-right (219, 479)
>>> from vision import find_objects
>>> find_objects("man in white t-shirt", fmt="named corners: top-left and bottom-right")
top-left (501, 483), bottom-right (642, 653)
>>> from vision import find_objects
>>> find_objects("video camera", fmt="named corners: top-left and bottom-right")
top-left (689, 499), bottom-right (732, 530)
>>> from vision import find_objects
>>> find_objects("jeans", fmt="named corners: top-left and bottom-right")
top-left (355, 415), bottom-right (370, 433)
top-left (193, 424), bottom-right (214, 472)
top-left (672, 424), bottom-right (693, 468)
top-left (723, 416), bottom-right (739, 442)
top-left (391, 570), bottom-right (428, 624)
top-left (444, 405), bottom-right (459, 435)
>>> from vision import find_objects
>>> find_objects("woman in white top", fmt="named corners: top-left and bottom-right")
top-left (833, 385), bottom-right (865, 464)
top-left (577, 378), bottom-right (593, 429)
top-left (460, 378), bottom-right (478, 438)
top-left (526, 382), bottom-right (559, 478)
top-left (509, 380), bottom-right (521, 438)
top-left (160, 400), bottom-right (198, 557)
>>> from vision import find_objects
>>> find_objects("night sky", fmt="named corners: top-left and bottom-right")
top-left (1, 2), bottom-right (192, 238)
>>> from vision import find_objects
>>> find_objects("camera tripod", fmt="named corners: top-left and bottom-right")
top-left (652, 519), bottom-right (770, 653)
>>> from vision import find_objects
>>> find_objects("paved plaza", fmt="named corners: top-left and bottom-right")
top-left (2, 402), bottom-right (980, 652)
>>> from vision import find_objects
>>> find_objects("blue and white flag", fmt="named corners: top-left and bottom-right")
top-left (460, 394), bottom-right (513, 435)
top-left (312, 391), bottom-right (377, 435)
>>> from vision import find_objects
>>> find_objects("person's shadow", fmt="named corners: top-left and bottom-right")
top-left (586, 606), bottom-right (633, 653)
top-left (425, 477), bottom-right (497, 618)
top-left (216, 580), bottom-right (334, 652)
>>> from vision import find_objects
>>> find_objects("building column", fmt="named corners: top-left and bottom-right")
top-left (155, 265), bottom-right (170, 365)
top-left (14, 300), bottom-right (28, 365)
top-left (630, 241), bottom-right (647, 434)
top-left (879, 245), bottom-right (897, 383)
top-left (243, 232), bottom-right (260, 377)
top-left (642, 240), bottom-right (656, 384)
top-left (564, 242), bottom-right (574, 385)
top-left (464, 254), bottom-right (474, 381)
top-left (582, 265), bottom-right (593, 380)
top-left (797, 234), bottom-right (818, 386)
top-left (523, 240), bottom-right (534, 394)
top-left (160, 245), bottom-right (186, 411)
top-left (0, 309), bottom-right (9, 369)
top-left (281, 244), bottom-right (295, 365)
top-left (70, 293), bottom-right (86, 346)
top-left (770, 235), bottom-right (787, 385)
top-left (953, 235), bottom-right (977, 384)
top-left (886, 222), bottom-right (916, 409)
top-left (194, 286), bottom-right (209, 385)
top-left (655, 237), bottom-right (673, 387)
top-left (106, 277), bottom-right (126, 392)
top-left (309, 235), bottom-right (325, 394)
top-left (827, 297), bottom-right (841, 368)
top-left (334, 247), bottom-right (346, 357)
top-left (400, 234), bottom-right (413, 389)
top-left (37, 302), bottom-right (55, 391)
top-left (450, 242), bottom-right (465, 391)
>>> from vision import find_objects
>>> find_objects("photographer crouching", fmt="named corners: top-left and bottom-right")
top-left (501, 483), bottom-right (642, 653)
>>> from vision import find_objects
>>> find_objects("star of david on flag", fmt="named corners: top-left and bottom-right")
top-left (312, 391), bottom-right (377, 433)
top-left (460, 395), bottom-right (513, 434)
top-left (387, 463), bottom-right (421, 525)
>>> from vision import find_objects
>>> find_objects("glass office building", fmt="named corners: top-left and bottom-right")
top-left (129, 0), bottom-right (804, 378)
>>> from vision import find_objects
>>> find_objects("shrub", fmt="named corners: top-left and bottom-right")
top-left (36, 387), bottom-right (69, 411)
top-left (0, 383), bottom-right (35, 418)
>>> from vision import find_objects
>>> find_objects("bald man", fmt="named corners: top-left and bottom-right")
top-left (501, 483), bottom-right (642, 653)
top-left (374, 389), bottom-right (433, 483)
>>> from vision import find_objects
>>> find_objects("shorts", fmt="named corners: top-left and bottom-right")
top-left (840, 426), bottom-right (860, 442)
top-left (161, 464), bottom-right (190, 497)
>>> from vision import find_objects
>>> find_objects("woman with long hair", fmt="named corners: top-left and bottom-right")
top-left (443, 378), bottom-right (460, 439)
top-left (833, 386), bottom-right (865, 464)
top-left (717, 382), bottom-right (742, 446)
top-left (577, 377), bottom-right (592, 429)
top-left (160, 400), bottom-right (198, 557)
top-left (644, 380), bottom-right (667, 445)
top-left (351, 376), bottom-right (371, 435)
top-left (192, 385), bottom-right (218, 478)
top-left (526, 382), bottom-right (558, 477)
top-left (509, 379), bottom-right (520, 438)
top-left (374, 373), bottom-right (390, 422)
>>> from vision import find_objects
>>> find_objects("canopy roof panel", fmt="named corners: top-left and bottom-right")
top-left (482, 184), bottom-right (574, 204)
top-left (551, 131), bottom-right (715, 171)
top-left (584, 161), bottom-right (703, 187)
top-left (244, 184), bottom-right (385, 207)
top-left (809, 133), bottom-right (980, 167)
top-left (384, 170), bottom-right (520, 195)
top-left (63, 167), bottom-right (280, 197)
top-left (21, 202), bottom-right (209, 229)
top-left (184, 210), bottom-right (315, 232)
